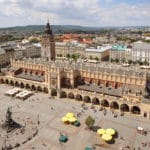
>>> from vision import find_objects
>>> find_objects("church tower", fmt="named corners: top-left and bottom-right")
top-left (41, 20), bottom-right (55, 61)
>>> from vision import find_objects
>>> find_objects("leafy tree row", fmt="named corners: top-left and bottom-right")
top-left (111, 58), bottom-right (149, 65)
top-left (66, 53), bottom-right (80, 61)
top-left (0, 34), bottom-right (15, 42)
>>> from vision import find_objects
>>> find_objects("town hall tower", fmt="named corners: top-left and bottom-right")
top-left (41, 20), bottom-right (55, 61)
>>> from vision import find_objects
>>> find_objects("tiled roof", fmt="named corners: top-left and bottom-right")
top-left (78, 84), bottom-right (123, 97)
top-left (112, 45), bottom-right (127, 51)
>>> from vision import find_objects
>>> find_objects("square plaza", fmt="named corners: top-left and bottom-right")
top-left (0, 84), bottom-right (150, 150)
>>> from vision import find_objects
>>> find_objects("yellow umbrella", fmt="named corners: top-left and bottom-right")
top-left (102, 134), bottom-right (112, 141)
top-left (97, 129), bottom-right (106, 135)
top-left (66, 113), bottom-right (74, 118)
top-left (68, 117), bottom-right (77, 123)
top-left (61, 116), bottom-right (68, 122)
top-left (106, 128), bottom-right (115, 135)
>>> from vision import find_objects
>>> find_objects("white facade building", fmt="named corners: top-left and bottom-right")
top-left (85, 45), bottom-right (111, 61)
top-left (132, 41), bottom-right (150, 63)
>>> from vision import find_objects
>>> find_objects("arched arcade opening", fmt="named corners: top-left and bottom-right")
top-left (68, 92), bottom-right (75, 99)
top-left (5, 79), bottom-right (9, 84)
top-left (101, 99), bottom-right (109, 107)
top-left (110, 101), bottom-right (119, 109)
top-left (83, 96), bottom-right (91, 103)
top-left (26, 84), bottom-right (30, 89)
top-left (120, 104), bottom-right (130, 112)
top-left (43, 87), bottom-right (49, 93)
top-left (51, 89), bottom-right (57, 96)
top-left (20, 82), bottom-right (25, 88)
top-left (37, 86), bottom-right (42, 92)
top-left (75, 94), bottom-right (82, 101)
top-left (10, 80), bottom-right (14, 86)
top-left (60, 91), bottom-right (67, 98)
top-left (15, 81), bottom-right (19, 87)
top-left (131, 106), bottom-right (141, 114)
top-left (31, 85), bottom-right (36, 91)
top-left (0, 79), bottom-right (4, 84)
top-left (92, 97), bottom-right (100, 105)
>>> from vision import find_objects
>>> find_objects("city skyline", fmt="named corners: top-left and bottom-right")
top-left (0, 0), bottom-right (149, 27)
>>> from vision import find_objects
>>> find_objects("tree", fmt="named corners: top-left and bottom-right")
top-left (66, 54), bottom-right (70, 59)
top-left (89, 55), bottom-right (93, 60)
top-left (132, 61), bottom-right (137, 65)
top-left (71, 53), bottom-right (80, 62)
top-left (71, 54), bottom-right (76, 61)
top-left (115, 58), bottom-right (119, 63)
top-left (110, 58), bottom-right (114, 62)
top-left (128, 60), bottom-right (132, 65)
top-left (85, 116), bottom-right (95, 129)
top-left (137, 61), bottom-right (143, 66)
top-left (29, 38), bottom-right (39, 43)
top-left (143, 59), bottom-right (149, 65)
top-left (94, 57), bottom-right (99, 61)
top-left (0, 34), bottom-right (15, 42)
top-left (122, 59), bottom-right (125, 63)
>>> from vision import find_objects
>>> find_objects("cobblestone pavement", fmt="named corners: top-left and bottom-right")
top-left (0, 84), bottom-right (150, 150)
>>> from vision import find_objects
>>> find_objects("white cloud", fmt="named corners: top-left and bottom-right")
top-left (98, 3), bottom-right (150, 26)
top-left (0, 0), bottom-right (149, 27)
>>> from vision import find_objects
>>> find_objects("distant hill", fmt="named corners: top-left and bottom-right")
top-left (0, 25), bottom-right (149, 35)
top-left (0, 25), bottom-right (102, 34)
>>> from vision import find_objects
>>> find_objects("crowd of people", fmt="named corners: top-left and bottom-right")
top-left (70, 102), bottom-right (150, 150)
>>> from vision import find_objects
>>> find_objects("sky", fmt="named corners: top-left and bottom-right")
top-left (0, 0), bottom-right (149, 27)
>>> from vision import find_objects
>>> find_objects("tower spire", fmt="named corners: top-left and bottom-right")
top-left (47, 18), bottom-right (49, 24)
top-left (45, 19), bottom-right (52, 35)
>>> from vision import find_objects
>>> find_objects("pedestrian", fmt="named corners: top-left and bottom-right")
top-left (144, 131), bottom-right (147, 136)
top-left (137, 146), bottom-right (141, 150)
top-left (59, 140), bottom-right (61, 144)
top-left (38, 120), bottom-right (40, 125)
top-left (120, 136), bottom-right (124, 140)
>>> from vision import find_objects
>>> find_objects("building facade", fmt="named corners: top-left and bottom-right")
top-left (132, 41), bottom-right (150, 63)
top-left (0, 47), bottom-right (14, 68)
top-left (0, 43), bottom-right (41, 68)
top-left (85, 46), bottom-right (111, 61)
top-left (55, 41), bottom-right (86, 59)
top-left (110, 45), bottom-right (132, 62)
top-left (1, 58), bottom-right (150, 118)
top-left (41, 21), bottom-right (55, 61)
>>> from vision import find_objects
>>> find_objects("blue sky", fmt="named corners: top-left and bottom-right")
top-left (0, 0), bottom-right (149, 27)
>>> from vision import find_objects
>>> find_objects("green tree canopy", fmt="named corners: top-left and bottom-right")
top-left (71, 53), bottom-right (80, 62)
top-left (94, 57), bottom-right (99, 61)
top-left (115, 58), bottom-right (119, 63)
top-left (128, 59), bottom-right (132, 64)
top-left (85, 116), bottom-right (95, 129)
top-left (29, 38), bottom-right (40, 43)
top-left (66, 54), bottom-right (70, 59)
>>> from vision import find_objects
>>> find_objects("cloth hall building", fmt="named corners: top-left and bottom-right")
top-left (0, 21), bottom-right (150, 118)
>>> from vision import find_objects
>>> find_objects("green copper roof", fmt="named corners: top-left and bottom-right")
top-left (112, 45), bottom-right (127, 51)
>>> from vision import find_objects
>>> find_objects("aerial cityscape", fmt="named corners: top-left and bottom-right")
top-left (0, 0), bottom-right (150, 150)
